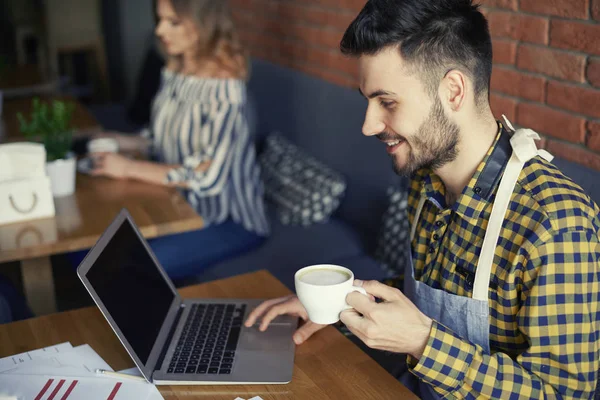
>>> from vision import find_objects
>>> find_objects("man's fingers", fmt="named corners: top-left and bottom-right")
top-left (244, 296), bottom-right (291, 327)
top-left (259, 300), bottom-right (299, 331)
top-left (346, 290), bottom-right (375, 315)
top-left (293, 321), bottom-right (327, 345)
top-left (360, 280), bottom-right (401, 302)
top-left (339, 309), bottom-right (367, 333)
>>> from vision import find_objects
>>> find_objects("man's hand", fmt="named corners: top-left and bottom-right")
top-left (244, 295), bottom-right (327, 345)
top-left (90, 153), bottom-right (133, 180)
top-left (340, 280), bottom-right (433, 360)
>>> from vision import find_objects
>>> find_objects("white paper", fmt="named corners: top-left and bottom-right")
top-left (0, 342), bottom-right (73, 372)
top-left (0, 374), bottom-right (163, 400)
top-left (0, 343), bottom-right (162, 399)
top-left (1, 345), bottom-right (112, 377)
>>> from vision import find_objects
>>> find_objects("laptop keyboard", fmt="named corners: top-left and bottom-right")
top-left (167, 303), bottom-right (246, 375)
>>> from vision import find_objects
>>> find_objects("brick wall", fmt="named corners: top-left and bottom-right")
top-left (232, 0), bottom-right (600, 171)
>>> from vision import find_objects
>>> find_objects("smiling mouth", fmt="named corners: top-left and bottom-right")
top-left (383, 139), bottom-right (406, 154)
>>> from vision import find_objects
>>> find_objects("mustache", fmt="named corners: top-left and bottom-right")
top-left (375, 132), bottom-right (405, 142)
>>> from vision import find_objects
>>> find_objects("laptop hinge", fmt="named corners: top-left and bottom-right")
top-left (153, 304), bottom-right (184, 375)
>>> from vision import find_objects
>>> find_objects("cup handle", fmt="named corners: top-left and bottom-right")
top-left (343, 286), bottom-right (368, 310)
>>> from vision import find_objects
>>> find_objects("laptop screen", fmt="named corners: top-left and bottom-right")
top-left (85, 218), bottom-right (176, 364)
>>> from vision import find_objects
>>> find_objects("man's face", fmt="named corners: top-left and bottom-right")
top-left (359, 47), bottom-right (460, 177)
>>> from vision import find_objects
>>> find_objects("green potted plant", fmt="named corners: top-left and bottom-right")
top-left (17, 98), bottom-right (76, 197)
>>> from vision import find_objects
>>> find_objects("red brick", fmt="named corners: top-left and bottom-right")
top-left (546, 140), bottom-right (600, 171)
top-left (547, 81), bottom-right (600, 119)
top-left (517, 45), bottom-right (586, 83)
top-left (588, 122), bottom-right (600, 152)
top-left (588, 58), bottom-right (600, 88)
top-left (302, 0), bottom-right (366, 12)
top-left (491, 67), bottom-right (546, 102)
top-left (233, 0), bottom-right (356, 31)
top-left (279, 3), bottom-right (355, 31)
top-left (492, 39), bottom-right (517, 65)
top-left (235, 11), bottom-right (344, 50)
top-left (517, 103), bottom-right (587, 143)
top-left (593, 0), bottom-right (600, 20)
top-left (481, 0), bottom-right (518, 10)
top-left (490, 92), bottom-right (518, 121)
top-left (519, 0), bottom-right (589, 19)
top-left (550, 20), bottom-right (600, 57)
top-left (487, 11), bottom-right (549, 44)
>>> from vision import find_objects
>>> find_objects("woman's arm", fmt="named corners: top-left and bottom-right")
top-left (90, 153), bottom-right (210, 188)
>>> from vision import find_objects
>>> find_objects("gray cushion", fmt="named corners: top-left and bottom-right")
top-left (374, 186), bottom-right (411, 278)
top-left (260, 133), bottom-right (347, 226)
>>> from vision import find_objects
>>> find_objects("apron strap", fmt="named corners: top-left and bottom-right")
top-left (472, 126), bottom-right (550, 300)
top-left (410, 196), bottom-right (427, 242)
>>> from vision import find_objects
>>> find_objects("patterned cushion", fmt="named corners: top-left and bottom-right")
top-left (259, 133), bottom-right (347, 226)
top-left (374, 186), bottom-right (411, 285)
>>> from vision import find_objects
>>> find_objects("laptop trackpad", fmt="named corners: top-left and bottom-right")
top-left (239, 326), bottom-right (294, 351)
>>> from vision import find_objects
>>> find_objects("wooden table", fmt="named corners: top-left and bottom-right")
top-left (0, 271), bottom-right (417, 399)
top-left (0, 96), bottom-right (203, 316)
top-left (0, 174), bottom-right (204, 316)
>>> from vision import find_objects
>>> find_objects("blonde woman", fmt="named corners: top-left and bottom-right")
top-left (87, 0), bottom-right (269, 280)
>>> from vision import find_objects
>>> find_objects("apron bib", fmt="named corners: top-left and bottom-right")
top-left (400, 118), bottom-right (553, 399)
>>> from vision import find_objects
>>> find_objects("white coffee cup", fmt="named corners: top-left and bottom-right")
top-left (295, 264), bottom-right (368, 325)
top-left (87, 137), bottom-right (119, 154)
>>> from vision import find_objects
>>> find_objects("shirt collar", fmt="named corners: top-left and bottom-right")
top-left (418, 122), bottom-right (512, 221)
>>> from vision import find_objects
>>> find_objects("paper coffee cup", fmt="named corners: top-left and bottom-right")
top-left (87, 138), bottom-right (119, 154)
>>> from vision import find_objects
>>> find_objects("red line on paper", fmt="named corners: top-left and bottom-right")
top-left (107, 382), bottom-right (122, 400)
top-left (47, 379), bottom-right (66, 400)
top-left (60, 380), bottom-right (78, 400)
top-left (34, 378), bottom-right (54, 400)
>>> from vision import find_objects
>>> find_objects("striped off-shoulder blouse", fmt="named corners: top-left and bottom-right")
top-left (143, 69), bottom-right (269, 236)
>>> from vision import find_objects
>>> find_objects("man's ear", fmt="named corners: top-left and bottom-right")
top-left (440, 69), bottom-right (467, 112)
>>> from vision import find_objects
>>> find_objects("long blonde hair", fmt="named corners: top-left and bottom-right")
top-left (155, 0), bottom-right (249, 80)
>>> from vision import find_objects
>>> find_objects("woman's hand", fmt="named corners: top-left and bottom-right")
top-left (244, 295), bottom-right (327, 345)
top-left (90, 153), bottom-right (134, 180)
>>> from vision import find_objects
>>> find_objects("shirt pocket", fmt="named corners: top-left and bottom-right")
top-left (445, 252), bottom-right (477, 296)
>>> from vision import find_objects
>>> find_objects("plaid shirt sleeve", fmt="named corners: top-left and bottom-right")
top-left (410, 229), bottom-right (600, 399)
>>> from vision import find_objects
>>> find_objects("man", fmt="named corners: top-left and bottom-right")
top-left (245, 0), bottom-right (600, 398)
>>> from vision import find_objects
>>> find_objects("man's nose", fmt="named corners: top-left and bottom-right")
top-left (362, 107), bottom-right (386, 137)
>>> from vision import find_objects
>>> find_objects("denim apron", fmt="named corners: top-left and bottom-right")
top-left (400, 119), bottom-right (553, 399)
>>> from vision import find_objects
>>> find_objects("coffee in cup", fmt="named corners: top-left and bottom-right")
top-left (298, 268), bottom-right (351, 286)
top-left (295, 264), bottom-right (367, 325)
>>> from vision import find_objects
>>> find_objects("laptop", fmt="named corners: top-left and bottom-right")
top-left (77, 209), bottom-right (297, 385)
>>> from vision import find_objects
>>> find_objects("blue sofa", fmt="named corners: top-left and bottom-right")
top-left (185, 59), bottom-right (600, 291)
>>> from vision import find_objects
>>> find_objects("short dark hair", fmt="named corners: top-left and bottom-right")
top-left (340, 0), bottom-right (492, 102)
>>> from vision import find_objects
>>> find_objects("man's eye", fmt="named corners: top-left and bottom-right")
top-left (380, 100), bottom-right (395, 109)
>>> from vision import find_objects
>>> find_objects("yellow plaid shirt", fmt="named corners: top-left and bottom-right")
top-left (405, 124), bottom-right (600, 398)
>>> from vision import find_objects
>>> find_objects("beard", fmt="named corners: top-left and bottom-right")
top-left (378, 97), bottom-right (460, 177)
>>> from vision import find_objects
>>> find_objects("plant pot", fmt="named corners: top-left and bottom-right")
top-left (46, 153), bottom-right (76, 197)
